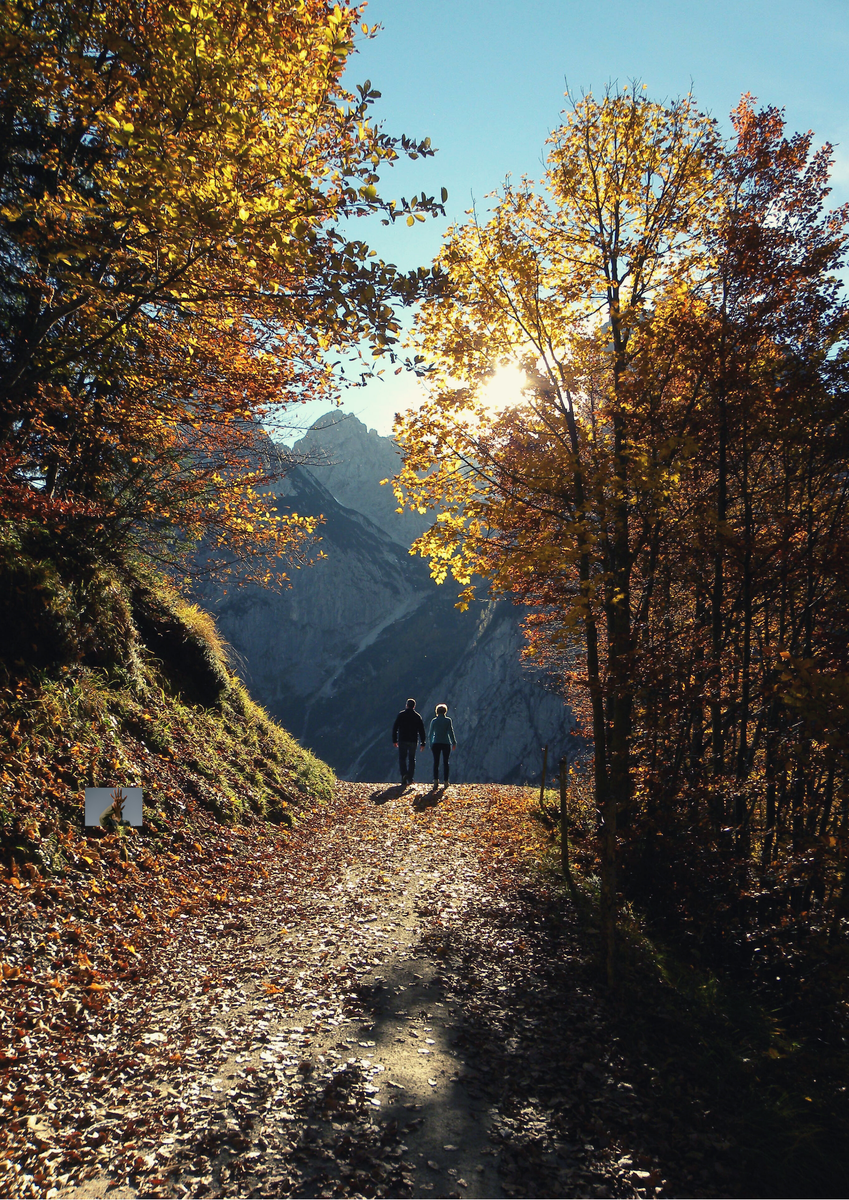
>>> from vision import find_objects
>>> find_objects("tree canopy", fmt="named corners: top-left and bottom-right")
top-left (0, 0), bottom-right (444, 581)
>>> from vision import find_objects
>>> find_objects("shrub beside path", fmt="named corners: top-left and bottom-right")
top-left (3, 782), bottom-right (744, 1199)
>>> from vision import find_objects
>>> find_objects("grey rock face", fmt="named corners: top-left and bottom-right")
top-left (290, 411), bottom-right (431, 545)
top-left (206, 465), bottom-right (429, 713)
top-left (203, 414), bottom-right (575, 783)
top-left (424, 601), bottom-right (578, 785)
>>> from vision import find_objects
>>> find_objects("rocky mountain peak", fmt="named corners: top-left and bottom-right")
top-left (286, 411), bottom-right (430, 546)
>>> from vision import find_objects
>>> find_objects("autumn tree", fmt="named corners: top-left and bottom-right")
top-left (394, 85), bottom-right (723, 981)
top-left (636, 100), bottom-right (849, 903)
top-left (394, 86), bottom-right (849, 981)
top-left (0, 0), bottom-right (444, 582)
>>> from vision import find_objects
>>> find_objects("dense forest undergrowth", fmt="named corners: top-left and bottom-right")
top-left (542, 782), bottom-right (849, 1197)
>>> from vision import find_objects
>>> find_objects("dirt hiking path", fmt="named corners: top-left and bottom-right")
top-left (51, 782), bottom-right (738, 1199)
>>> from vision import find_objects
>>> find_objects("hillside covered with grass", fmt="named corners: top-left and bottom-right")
top-left (2, 523), bottom-right (332, 829)
top-left (1, 519), bottom-right (333, 981)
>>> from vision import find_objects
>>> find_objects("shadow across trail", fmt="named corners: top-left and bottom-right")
top-left (348, 865), bottom-right (849, 1200)
top-left (369, 784), bottom-right (405, 805)
top-left (347, 881), bottom-right (722, 1198)
top-left (370, 783), bottom-right (446, 812)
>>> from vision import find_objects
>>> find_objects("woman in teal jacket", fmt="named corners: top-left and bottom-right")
top-left (428, 703), bottom-right (457, 785)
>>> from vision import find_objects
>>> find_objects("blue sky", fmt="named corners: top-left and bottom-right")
top-left (281, 0), bottom-right (849, 440)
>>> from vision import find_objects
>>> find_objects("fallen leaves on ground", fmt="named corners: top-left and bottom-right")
top-left (3, 782), bottom-right (745, 1198)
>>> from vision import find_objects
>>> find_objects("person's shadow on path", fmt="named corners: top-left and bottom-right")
top-left (413, 785), bottom-right (443, 812)
top-left (370, 784), bottom-right (445, 810)
top-left (370, 785), bottom-right (404, 805)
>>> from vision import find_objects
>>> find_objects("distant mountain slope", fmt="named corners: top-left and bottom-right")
top-left (301, 588), bottom-right (574, 784)
top-left (202, 415), bottom-right (575, 783)
top-left (207, 464), bottom-right (429, 707)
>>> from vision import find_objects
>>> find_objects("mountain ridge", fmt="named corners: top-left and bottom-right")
top-left (289, 410), bottom-right (431, 546)
top-left (201, 412), bottom-right (576, 783)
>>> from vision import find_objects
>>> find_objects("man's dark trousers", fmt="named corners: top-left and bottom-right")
top-left (398, 741), bottom-right (417, 782)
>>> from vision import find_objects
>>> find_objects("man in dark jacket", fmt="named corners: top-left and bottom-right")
top-left (392, 698), bottom-right (426, 786)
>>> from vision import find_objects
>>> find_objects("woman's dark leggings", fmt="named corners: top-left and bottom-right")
top-left (432, 743), bottom-right (451, 782)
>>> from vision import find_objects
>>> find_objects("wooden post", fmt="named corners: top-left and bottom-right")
top-left (559, 756), bottom-right (568, 877)
top-left (560, 756), bottom-right (578, 901)
top-left (539, 744), bottom-right (548, 813)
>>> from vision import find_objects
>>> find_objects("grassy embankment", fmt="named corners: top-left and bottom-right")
top-left (0, 523), bottom-right (333, 1031)
top-left (1, 525), bottom-right (333, 848)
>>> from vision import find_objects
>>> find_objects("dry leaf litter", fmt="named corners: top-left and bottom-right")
top-left (2, 782), bottom-right (740, 1198)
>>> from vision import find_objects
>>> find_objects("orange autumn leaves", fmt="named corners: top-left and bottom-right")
top-left (405, 783), bottom-right (556, 867)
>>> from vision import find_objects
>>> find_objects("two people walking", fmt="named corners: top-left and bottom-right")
top-left (392, 697), bottom-right (457, 787)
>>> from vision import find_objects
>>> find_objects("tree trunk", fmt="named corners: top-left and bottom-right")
top-left (604, 303), bottom-right (633, 988)
top-left (560, 757), bottom-right (579, 903)
top-left (736, 415), bottom-right (753, 819)
top-left (711, 397), bottom-right (728, 789)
